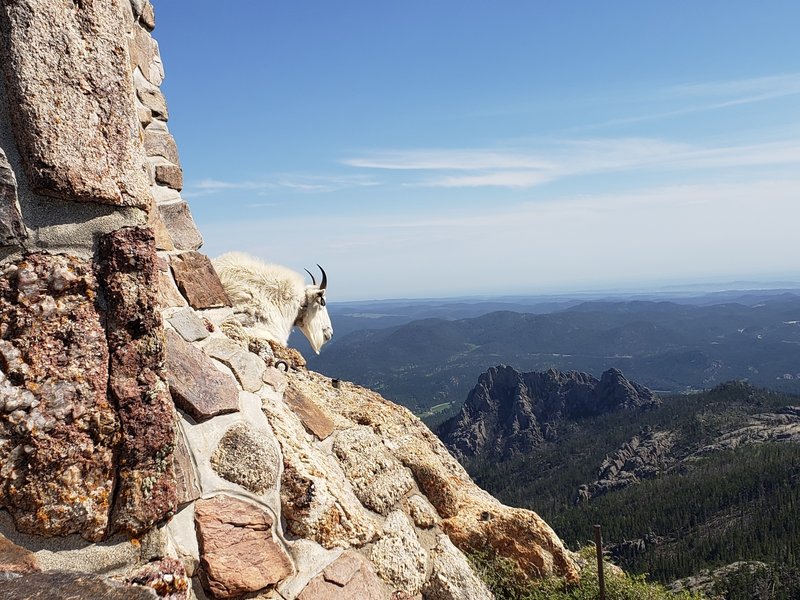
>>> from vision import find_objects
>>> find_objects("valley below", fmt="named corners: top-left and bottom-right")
top-left (308, 289), bottom-right (800, 598)
top-left (455, 378), bottom-right (800, 598)
top-left (308, 290), bottom-right (800, 426)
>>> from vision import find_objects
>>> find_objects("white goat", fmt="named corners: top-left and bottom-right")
top-left (213, 252), bottom-right (333, 354)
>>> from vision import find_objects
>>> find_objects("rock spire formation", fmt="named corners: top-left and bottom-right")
top-left (439, 365), bottom-right (659, 460)
top-left (0, 2), bottom-right (578, 598)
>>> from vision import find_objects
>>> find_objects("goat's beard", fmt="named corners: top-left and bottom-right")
top-left (299, 324), bottom-right (328, 354)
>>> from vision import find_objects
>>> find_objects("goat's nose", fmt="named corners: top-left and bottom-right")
top-left (324, 328), bottom-right (333, 341)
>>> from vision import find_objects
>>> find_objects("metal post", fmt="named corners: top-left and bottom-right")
top-left (594, 524), bottom-right (606, 600)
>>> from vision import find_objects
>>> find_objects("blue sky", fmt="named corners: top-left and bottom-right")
top-left (154, 1), bottom-right (800, 301)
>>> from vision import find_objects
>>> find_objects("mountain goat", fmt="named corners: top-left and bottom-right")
top-left (213, 252), bottom-right (333, 354)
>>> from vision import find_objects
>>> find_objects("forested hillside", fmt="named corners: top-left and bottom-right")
top-left (309, 293), bottom-right (800, 597)
top-left (309, 294), bottom-right (800, 418)
top-left (459, 382), bottom-right (800, 598)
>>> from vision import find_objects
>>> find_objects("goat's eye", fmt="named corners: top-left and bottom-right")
top-left (319, 297), bottom-right (326, 307)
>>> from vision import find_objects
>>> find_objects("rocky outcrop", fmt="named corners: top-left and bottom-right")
top-left (693, 407), bottom-right (800, 455)
top-left (439, 365), bottom-right (659, 459)
top-left (288, 371), bottom-right (580, 583)
top-left (566, 387), bottom-right (800, 503)
top-left (578, 429), bottom-right (676, 501)
top-left (668, 560), bottom-right (770, 597)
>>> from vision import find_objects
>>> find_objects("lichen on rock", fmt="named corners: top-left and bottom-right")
top-left (210, 421), bottom-right (280, 495)
top-left (0, 253), bottom-right (117, 541)
top-left (332, 426), bottom-right (415, 515)
top-left (370, 510), bottom-right (429, 595)
top-left (97, 226), bottom-right (177, 536)
top-left (286, 370), bottom-right (580, 582)
top-left (262, 386), bottom-right (378, 548)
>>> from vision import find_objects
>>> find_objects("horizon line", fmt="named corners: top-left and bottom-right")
top-left (333, 279), bottom-right (800, 304)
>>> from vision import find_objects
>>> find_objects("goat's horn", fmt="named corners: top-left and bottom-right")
top-left (304, 269), bottom-right (316, 285)
top-left (317, 265), bottom-right (327, 290)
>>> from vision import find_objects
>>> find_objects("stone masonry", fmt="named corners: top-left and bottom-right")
top-left (0, 2), bottom-right (580, 599)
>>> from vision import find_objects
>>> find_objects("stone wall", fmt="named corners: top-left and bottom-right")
top-left (0, 2), bottom-right (579, 599)
top-left (0, 0), bottom-right (197, 543)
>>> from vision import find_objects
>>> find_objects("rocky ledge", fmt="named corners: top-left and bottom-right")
top-left (692, 407), bottom-right (800, 456)
top-left (577, 428), bottom-right (676, 501)
top-left (1, 294), bottom-right (581, 599)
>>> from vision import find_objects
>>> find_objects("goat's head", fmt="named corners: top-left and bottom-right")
top-left (295, 264), bottom-right (333, 354)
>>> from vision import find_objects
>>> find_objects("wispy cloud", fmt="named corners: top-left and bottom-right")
top-left (183, 174), bottom-right (379, 198)
top-left (343, 137), bottom-right (800, 189)
top-left (204, 179), bottom-right (800, 237)
top-left (343, 150), bottom-right (556, 171)
top-left (669, 73), bottom-right (800, 99)
top-left (198, 178), bottom-right (800, 299)
top-left (418, 171), bottom-right (556, 188)
top-left (582, 73), bottom-right (800, 131)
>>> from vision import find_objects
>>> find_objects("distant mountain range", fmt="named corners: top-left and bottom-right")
top-left (308, 292), bottom-right (800, 416)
